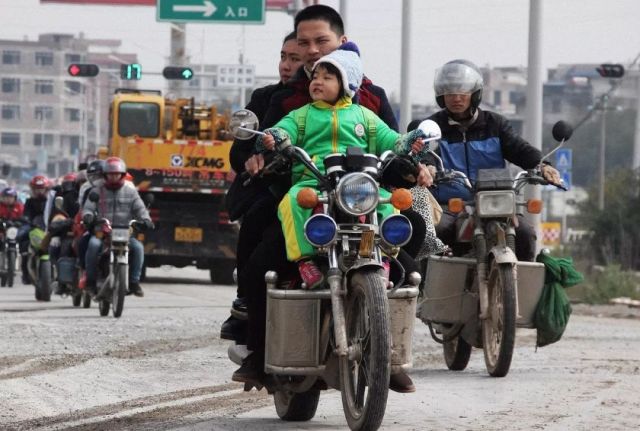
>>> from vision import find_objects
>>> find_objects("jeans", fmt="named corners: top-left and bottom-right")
top-left (85, 235), bottom-right (144, 285)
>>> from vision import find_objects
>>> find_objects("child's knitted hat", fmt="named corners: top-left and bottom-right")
top-left (313, 41), bottom-right (363, 98)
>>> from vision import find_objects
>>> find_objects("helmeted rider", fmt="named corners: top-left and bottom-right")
top-left (78, 160), bottom-right (105, 207)
top-left (0, 187), bottom-right (24, 254)
top-left (17, 175), bottom-right (50, 284)
top-left (417, 59), bottom-right (562, 261)
top-left (82, 157), bottom-right (152, 298)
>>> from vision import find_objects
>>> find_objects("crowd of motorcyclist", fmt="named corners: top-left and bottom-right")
top-left (0, 156), bottom-right (152, 301)
top-left (0, 3), bottom-right (565, 404)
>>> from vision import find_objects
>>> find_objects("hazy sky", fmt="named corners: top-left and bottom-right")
top-left (1, 0), bottom-right (639, 104)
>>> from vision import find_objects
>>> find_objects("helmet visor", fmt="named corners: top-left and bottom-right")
top-left (434, 63), bottom-right (483, 96)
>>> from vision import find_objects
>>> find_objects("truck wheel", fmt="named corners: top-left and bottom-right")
top-left (210, 266), bottom-right (234, 285)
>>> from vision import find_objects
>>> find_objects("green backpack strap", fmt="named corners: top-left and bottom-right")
top-left (359, 106), bottom-right (377, 154)
top-left (294, 104), bottom-right (310, 146)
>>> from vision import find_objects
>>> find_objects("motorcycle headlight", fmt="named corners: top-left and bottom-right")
top-left (380, 214), bottom-right (412, 246)
top-left (111, 228), bottom-right (130, 243)
top-left (6, 227), bottom-right (18, 240)
top-left (336, 173), bottom-right (379, 216)
top-left (304, 214), bottom-right (337, 247)
top-left (476, 191), bottom-right (516, 217)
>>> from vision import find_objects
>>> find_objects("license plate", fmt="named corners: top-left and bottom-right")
top-left (175, 227), bottom-right (203, 243)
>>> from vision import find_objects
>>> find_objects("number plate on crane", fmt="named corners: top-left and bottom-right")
top-left (175, 227), bottom-right (203, 243)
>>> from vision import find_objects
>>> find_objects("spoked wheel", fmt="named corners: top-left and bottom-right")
top-left (339, 269), bottom-right (390, 431)
top-left (482, 261), bottom-right (517, 377)
top-left (112, 264), bottom-right (127, 318)
top-left (443, 335), bottom-right (472, 371)
top-left (274, 388), bottom-right (321, 422)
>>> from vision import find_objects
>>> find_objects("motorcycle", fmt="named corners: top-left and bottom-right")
top-left (27, 223), bottom-right (53, 301)
top-left (0, 219), bottom-right (20, 287)
top-left (48, 196), bottom-right (86, 307)
top-left (226, 110), bottom-right (428, 431)
top-left (87, 192), bottom-right (145, 318)
top-left (417, 121), bottom-right (573, 377)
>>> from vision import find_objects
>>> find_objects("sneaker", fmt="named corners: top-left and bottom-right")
top-left (389, 370), bottom-right (416, 393)
top-left (232, 353), bottom-right (264, 384)
top-left (128, 282), bottom-right (144, 297)
top-left (298, 259), bottom-right (324, 290)
top-left (220, 315), bottom-right (248, 343)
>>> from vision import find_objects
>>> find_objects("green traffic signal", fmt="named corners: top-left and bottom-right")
top-left (163, 66), bottom-right (194, 80)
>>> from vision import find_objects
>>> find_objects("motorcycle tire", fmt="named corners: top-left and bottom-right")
top-left (99, 299), bottom-right (110, 317)
top-left (72, 291), bottom-right (82, 307)
top-left (339, 269), bottom-right (390, 431)
top-left (82, 290), bottom-right (92, 308)
top-left (38, 261), bottom-right (52, 302)
top-left (112, 263), bottom-right (127, 318)
top-left (274, 389), bottom-right (320, 422)
top-left (7, 249), bottom-right (15, 287)
top-left (482, 261), bottom-right (516, 378)
top-left (443, 336), bottom-right (472, 371)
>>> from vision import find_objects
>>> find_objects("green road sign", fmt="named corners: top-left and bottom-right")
top-left (157, 0), bottom-right (265, 24)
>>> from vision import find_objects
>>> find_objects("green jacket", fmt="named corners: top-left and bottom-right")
top-left (271, 97), bottom-right (405, 184)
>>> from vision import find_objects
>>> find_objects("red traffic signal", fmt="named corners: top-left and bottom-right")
top-left (68, 63), bottom-right (100, 77)
top-left (596, 63), bottom-right (624, 78)
top-left (162, 66), bottom-right (194, 80)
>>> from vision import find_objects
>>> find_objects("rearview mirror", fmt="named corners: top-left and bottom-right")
top-left (552, 121), bottom-right (573, 142)
top-left (54, 196), bottom-right (64, 211)
top-left (417, 119), bottom-right (442, 152)
top-left (88, 191), bottom-right (99, 203)
top-left (229, 109), bottom-right (260, 140)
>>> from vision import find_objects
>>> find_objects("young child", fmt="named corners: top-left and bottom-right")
top-left (258, 42), bottom-right (427, 289)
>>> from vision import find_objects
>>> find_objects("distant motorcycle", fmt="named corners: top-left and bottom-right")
top-left (417, 121), bottom-right (573, 377)
top-left (0, 219), bottom-right (20, 287)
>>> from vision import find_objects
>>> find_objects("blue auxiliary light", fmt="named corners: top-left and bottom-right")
top-left (304, 214), bottom-right (337, 247)
top-left (380, 214), bottom-right (412, 246)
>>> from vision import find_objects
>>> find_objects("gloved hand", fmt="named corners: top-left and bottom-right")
top-left (400, 129), bottom-right (429, 159)
top-left (255, 128), bottom-right (290, 153)
top-left (143, 219), bottom-right (155, 231)
top-left (82, 213), bottom-right (94, 226)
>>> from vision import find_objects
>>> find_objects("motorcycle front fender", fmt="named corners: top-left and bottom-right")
top-left (488, 245), bottom-right (517, 265)
top-left (345, 258), bottom-right (384, 279)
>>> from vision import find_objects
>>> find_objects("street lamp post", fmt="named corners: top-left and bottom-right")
top-left (598, 94), bottom-right (608, 211)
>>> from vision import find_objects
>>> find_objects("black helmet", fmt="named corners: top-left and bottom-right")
top-left (86, 160), bottom-right (105, 184)
top-left (434, 59), bottom-right (484, 110)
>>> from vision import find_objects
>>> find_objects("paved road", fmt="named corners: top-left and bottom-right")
top-left (1, 267), bottom-right (639, 430)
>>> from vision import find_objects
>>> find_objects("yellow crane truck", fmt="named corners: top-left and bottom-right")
top-left (103, 88), bottom-right (237, 284)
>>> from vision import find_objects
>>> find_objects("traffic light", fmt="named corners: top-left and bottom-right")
top-left (67, 63), bottom-right (99, 77)
top-left (596, 63), bottom-right (624, 78)
top-left (163, 66), bottom-right (194, 80)
top-left (120, 63), bottom-right (142, 80)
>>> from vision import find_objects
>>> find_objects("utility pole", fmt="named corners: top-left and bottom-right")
top-left (598, 95), bottom-right (608, 210)
top-left (168, 23), bottom-right (186, 96)
top-left (634, 71), bottom-right (640, 170)
top-left (399, 0), bottom-right (412, 132)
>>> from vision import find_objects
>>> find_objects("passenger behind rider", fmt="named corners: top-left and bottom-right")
top-left (232, 4), bottom-right (419, 393)
top-left (17, 175), bottom-right (50, 284)
top-left (258, 42), bottom-right (428, 288)
top-left (82, 157), bottom-right (152, 298)
top-left (221, 30), bottom-right (303, 341)
top-left (415, 59), bottom-right (562, 261)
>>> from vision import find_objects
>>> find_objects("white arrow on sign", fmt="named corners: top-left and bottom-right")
top-left (173, 1), bottom-right (217, 17)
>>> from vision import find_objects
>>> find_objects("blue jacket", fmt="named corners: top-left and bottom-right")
top-left (424, 109), bottom-right (542, 204)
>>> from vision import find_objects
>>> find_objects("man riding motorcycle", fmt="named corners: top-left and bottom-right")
top-left (82, 157), bottom-right (152, 298)
top-left (18, 175), bottom-right (50, 284)
top-left (416, 59), bottom-right (561, 261)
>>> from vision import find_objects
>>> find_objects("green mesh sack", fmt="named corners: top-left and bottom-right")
top-left (534, 252), bottom-right (584, 348)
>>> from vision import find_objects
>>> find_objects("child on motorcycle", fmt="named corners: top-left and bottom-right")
top-left (258, 42), bottom-right (429, 289)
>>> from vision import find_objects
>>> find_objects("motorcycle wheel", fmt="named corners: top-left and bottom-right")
top-left (82, 290), bottom-right (92, 308)
top-left (112, 263), bottom-right (127, 318)
top-left (99, 299), bottom-right (110, 316)
top-left (0, 274), bottom-right (5, 287)
top-left (274, 389), bottom-right (320, 421)
top-left (339, 269), bottom-right (390, 431)
top-left (482, 261), bottom-right (517, 377)
top-left (443, 336), bottom-right (472, 371)
top-left (7, 249), bottom-right (15, 287)
top-left (38, 261), bottom-right (52, 302)
top-left (72, 291), bottom-right (82, 307)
